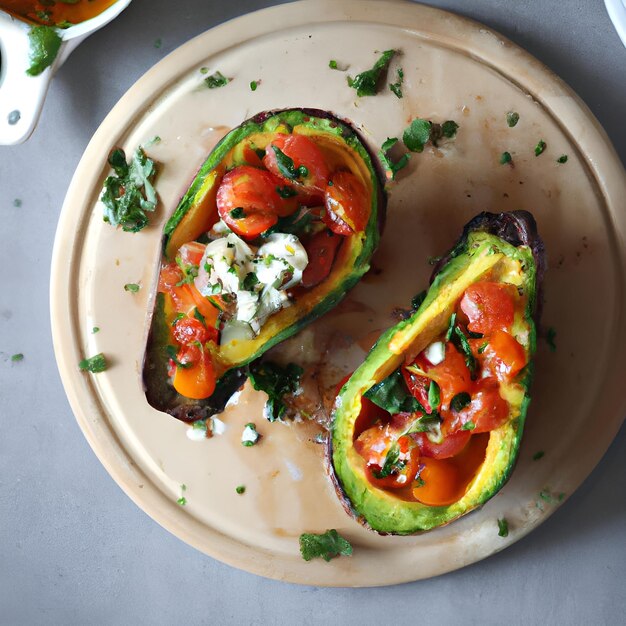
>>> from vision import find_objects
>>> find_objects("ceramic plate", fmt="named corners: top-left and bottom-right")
top-left (50, 0), bottom-right (626, 586)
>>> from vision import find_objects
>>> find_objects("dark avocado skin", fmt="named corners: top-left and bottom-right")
top-left (328, 211), bottom-right (545, 534)
top-left (143, 108), bottom-right (386, 421)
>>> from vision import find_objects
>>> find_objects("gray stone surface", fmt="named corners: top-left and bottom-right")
top-left (0, 0), bottom-right (624, 624)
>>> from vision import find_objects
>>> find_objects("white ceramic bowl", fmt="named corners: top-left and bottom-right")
top-left (0, 0), bottom-right (132, 145)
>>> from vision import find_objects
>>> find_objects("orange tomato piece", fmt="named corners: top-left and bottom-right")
top-left (324, 171), bottom-right (369, 235)
top-left (477, 330), bottom-right (527, 382)
top-left (173, 349), bottom-right (216, 400)
top-left (413, 457), bottom-right (464, 506)
top-left (460, 281), bottom-right (517, 335)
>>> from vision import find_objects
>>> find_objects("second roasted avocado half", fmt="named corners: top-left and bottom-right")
top-left (144, 108), bottom-right (386, 422)
top-left (329, 211), bottom-right (544, 534)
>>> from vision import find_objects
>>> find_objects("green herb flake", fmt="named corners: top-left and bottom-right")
top-left (534, 140), bottom-right (547, 157)
top-left (411, 290), bottom-right (427, 311)
top-left (26, 25), bottom-right (62, 76)
top-left (204, 70), bottom-right (230, 89)
top-left (500, 151), bottom-right (512, 165)
top-left (250, 80), bottom-right (259, 91)
top-left (56, 20), bottom-right (73, 29)
top-left (378, 137), bottom-right (410, 180)
top-left (193, 307), bottom-right (206, 327)
top-left (364, 369), bottom-right (420, 414)
top-left (427, 380), bottom-right (441, 411)
top-left (100, 147), bottom-right (158, 233)
top-left (546, 327), bottom-right (557, 352)
top-left (445, 312), bottom-right (457, 342)
top-left (452, 326), bottom-right (477, 378)
top-left (241, 422), bottom-right (260, 447)
top-left (276, 185), bottom-right (297, 199)
top-left (506, 111), bottom-right (520, 127)
top-left (78, 353), bottom-right (107, 373)
top-left (270, 146), bottom-right (307, 182)
top-left (329, 59), bottom-right (338, 70)
top-left (461, 420), bottom-right (476, 431)
top-left (249, 361), bottom-right (304, 422)
top-left (230, 207), bottom-right (246, 219)
top-left (478, 342), bottom-right (489, 354)
top-left (11, 353), bottom-right (24, 362)
top-left (451, 392), bottom-right (471, 413)
top-left (124, 283), bottom-right (140, 293)
top-left (441, 120), bottom-right (459, 139)
top-left (177, 497), bottom-right (187, 506)
top-left (171, 313), bottom-right (185, 326)
top-left (557, 154), bottom-right (568, 164)
top-left (13, 199), bottom-right (22, 208)
top-left (153, 38), bottom-right (162, 49)
top-left (403, 118), bottom-right (432, 153)
top-left (165, 345), bottom-right (193, 369)
top-left (92, 327), bottom-right (100, 334)
top-left (347, 49), bottom-right (396, 97)
top-left (533, 450), bottom-right (545, 461)
top-left (145, 135), bottom-right (161, 146)
top-left (235, 485), bottom-right (246, 495)
top-left (497, 518), bottom-right (509, 537)
top-left (389, 67), bottom-right (404, 98)
top-left (299, 529), bottom-right (352, 562)
top-left (243, 272), bottom-right (259, 291)
top-left (373, 443), bottom-right (406, 479)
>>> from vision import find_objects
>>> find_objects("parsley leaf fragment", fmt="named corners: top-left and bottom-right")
top-left (204, 71), bottom-right (230, 89)
top-left (378, 137), bottom-right (410, 180)
top-left (11, 353), bottom-right (24, 362)
top-left (497, 518), bottom-right (509, 537)
top-left (506, 111), bottom-right (519, 127)
top-left (389, 67), bottom-right (404, 98)
top-left (451, 392), bottom-right (471, 412)
top-left (26, 25), bottom-right (62, 76)
top-left (500, 151), bottom-right (512, 165)
top-left (535, 140), bottom-right (547, 156)
top-left (557, 154), bottom-right (568, 164)
top-left (270, 146), bottom-right (307, 182)
top-left (403, 118), bottom-right (460, 152)
top-left (124, 283), bottom-right (140, 293)
top-left (347, 49), bottom-right (396, 97)
top-left (248, 361), bottom-right (303, 422)
top-left (546, 327), bottom-right (557, 352)
top-left (299, 529), bottom-right (352, 562)
top-left (79, 353), bottom-right (107, 373)
top-left (101, 147), bottom-right (157, 233)
top-left (235, 485), bottom-right (246, 494)
top-left (329, 59), bottom-right (338, 70)
top-left (533, 451), bottom-right (545, 461)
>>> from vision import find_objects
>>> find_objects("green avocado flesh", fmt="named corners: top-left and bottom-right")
top-left (330, 228), bottom-right (538, 534)
top-left (143, 109), bottom-right (384, 418)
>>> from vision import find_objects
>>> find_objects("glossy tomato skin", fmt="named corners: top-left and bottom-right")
top-left (402, 366), bottom-right (432, 412)
top-left (263, 134), bottom-right (330, 192)
top-left (413, 430), bottom-right (471, 459)
top-left (172, 317), bottom-right (209, 347)
top-left (177, 241), bottom-right (205, 268)
top-left (301, 230), bottom-right (342, 288)
top-left (460, 281), bottom-right (517, 334)
top-left (173, 348), bottom-right (216, 400)
top-left (452, 377), bottom-right (509, 434)
top-left (324, 171), bottom-right (369, 235)
top-left (475, 330), bottom-right (527, 382)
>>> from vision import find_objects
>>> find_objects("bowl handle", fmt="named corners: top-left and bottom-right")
top-left (0, 14), bottom-right (58, 145)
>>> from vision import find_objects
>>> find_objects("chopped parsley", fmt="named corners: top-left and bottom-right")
top-left (411, 290), bottom-right (427, 311)
top-left (193, 307), bottom-right (206, 327)
top-left (299, 529), bottom-right (352, 562)
top-left (235, 485), bottom-right (246, 495)
top-left (165, 345), bottom-right (192, 369)
top-left (11, 353), bottom-right (24, 362)
top-left (534, 139), bottom-right (547, 156)
top-left (276, 185), bottom-right (297, 199)
top-left (546, 327), bottom-right (557, 352)
top-left (13, 199), bottom-right (22, 208)
top-left (177, 497), bottom-right (187, 506)
top-left (451, 325), bottom-right (477, 379)
top-left (26, 25), bottom-right (62, 76)
top-left (445, 312), bottom-right (457, 342)
top-left (347, 49), bottom-right (396, 97)
top-left (241, 422), bottom-right (260, 447)
top-left (243, 272), bottom-right (259, 291)
top-left (101, 147), bottom-right (157, 233)
top-left (373, 444), bottom-right (405, 479)
top-left (557, 154), bottom-right (568, 164)
top-left (329, 59), bottom-right (338, 69)
top-left (451, 392), bottom-right (471, 413)
top-left (497, 518), bottom-right (509, 537)
top-left (533, 450), bottom-right (545, 461)
top-left (378, 137), bottom-right (410, 180)
top-left (124, 283), bottom-right (140, 293)
top-left (229, 207), bottom-right (246, 219)
top-left (204, 70), bottom-right (230, 89)
top-left (78, 353), bottom-right (107, 373)
top-left (389, 67), bottom-right (404, 98)
top-left (500, 151), bottom-right (512, 165)
top-left (477, 342), bottom-right (489, 354)
top-left (461, 420), bottom-right (476, 431)
top-left (250, 80), bottom-right (259, 91)
top-left (427, 380), bottom-right (441, 411)
top-left (145, 135), bottom-right (161, 146)
top-left (403, 118), bottom-right (459, 152)
top-left (506, 111), bottom-right (520, 127)
top-left (92, 327), bottom-right (100, 334)
top-left (364, 369), bottom-right (420, 414)
top-left (270, 146), bottom-right (308, 182)
top-left (248, 361), bottom-right (303, 422)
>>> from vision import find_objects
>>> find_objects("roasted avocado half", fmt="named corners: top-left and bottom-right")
top-left (143, 108), bottom-right (386, 422)
top-left (329, 211), bottom-right (544, 534)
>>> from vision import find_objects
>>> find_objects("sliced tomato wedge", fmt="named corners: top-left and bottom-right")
top-left (413, 430), bottom-right (471, 459)
top-left (474, 330), bottom-right (527, 382)
top-left (263, 134), bottom-right (330, 192)
top-left (177, 241), bottom-right (206, 268)
top-left (324, 171), bottom-right (369, 235)
top-left (301, 229), bottom-right (342, 288)
top-left (452, 377), bottom-right (509, 433)
top-left (460, 281), bottom-right (517, 335)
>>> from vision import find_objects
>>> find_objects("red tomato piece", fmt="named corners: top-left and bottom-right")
top-left (263, 134), bottom-right (330, 192)
top-left (414, 430), bottom-right (471, 459)
top-left (158, 262), bottom-right (183, 293)
top-left (301, 230), bottom-right (342, 288)
top-left (324, 171), bottom-right (369, 235)
top-left (172, 317), bottom-right (210, 347)
top-left (402, 366), bottom-right (432, 412)
top-left (477, 330), bottom-right (527, 382)
top-left (455, 378), bottom-right (510, 433)
top-left (460, 281), bottom-right (517, 335)
top-left (177, 241), bottom-right (206, 268)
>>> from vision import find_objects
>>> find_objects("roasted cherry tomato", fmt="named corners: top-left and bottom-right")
top-left (177, 241), bottom-right (206, 268)
top-left (216, 165), bottom-right (297, 239)
top-left (474, 330), bottom-right (527, 382)
top-left (173, 348), bottom-right (216, 400)
top-left (172, 317), bottom-right (210, 346)
top-left (453, 377), bottom-right (509, 433)
top-left (263, 134), bottom-right (330, 192)
top-left (460, 281), bottom-right (517, 335)
top-left (413, 430), bottom-right (471, 459)
top-left (412, 457), bottom-right (464, 506)
top-left (324, 171), bottom-right (369, 235)
top-left (301, 230), bottom-right (342, 288)
top-left (402, 366), bottom-right (432, 411)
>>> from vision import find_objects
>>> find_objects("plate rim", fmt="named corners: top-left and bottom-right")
top-left (50, 0), bottom-right (626, 587)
